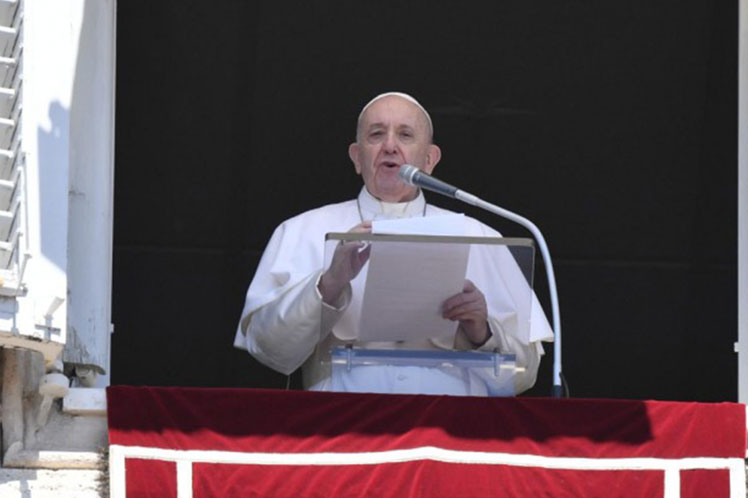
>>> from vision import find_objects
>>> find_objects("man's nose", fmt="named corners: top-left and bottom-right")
top-left (383, 131), bottom-right (397, 152)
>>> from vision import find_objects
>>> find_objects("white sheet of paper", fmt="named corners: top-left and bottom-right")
top-left (356, 214), bottom-right (469, 342)
top-left (372, 213), bottom-right (467, 236)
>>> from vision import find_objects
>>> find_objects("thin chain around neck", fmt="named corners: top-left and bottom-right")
top-left (356, 194), bottom-right (428, 223)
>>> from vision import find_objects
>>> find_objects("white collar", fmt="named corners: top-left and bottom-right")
top-left (357, 187), bottom-right (426, 220)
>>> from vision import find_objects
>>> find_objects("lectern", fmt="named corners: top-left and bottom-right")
top-left (315, 232), bottom-right (537, 397)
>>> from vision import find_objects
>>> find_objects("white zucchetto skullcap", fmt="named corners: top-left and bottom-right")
top-left (357, 92), bottom-right (433, 139)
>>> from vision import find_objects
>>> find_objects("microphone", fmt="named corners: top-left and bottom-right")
top-left (399, 164), bottom-right (459, 198)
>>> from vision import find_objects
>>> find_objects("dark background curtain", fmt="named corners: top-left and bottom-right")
top-left (112, 0), bottom-right (737, 400)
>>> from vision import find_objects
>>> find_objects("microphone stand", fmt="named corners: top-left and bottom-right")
top-left (455, 190), bottom-right (563, 398)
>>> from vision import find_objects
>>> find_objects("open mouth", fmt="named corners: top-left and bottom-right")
top-left (381, 161), bottom-right (400, 169)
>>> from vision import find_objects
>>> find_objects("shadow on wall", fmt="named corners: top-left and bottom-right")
top-left (37, 100), bottom-right (69, 273)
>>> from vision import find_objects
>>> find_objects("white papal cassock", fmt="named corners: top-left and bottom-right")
top-left (234, 187), bottom-right (553, 395)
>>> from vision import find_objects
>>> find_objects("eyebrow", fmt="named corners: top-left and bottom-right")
top-left (365, 122), bottom-right (416, 131)
top-left (358, 121), bottom-right (430, 142)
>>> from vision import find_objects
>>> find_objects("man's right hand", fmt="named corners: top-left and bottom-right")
top-left (318, 221), bottom-right (372, 305)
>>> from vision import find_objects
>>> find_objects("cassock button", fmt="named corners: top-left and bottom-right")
top-left (397, 375), bottom-right (406, 381)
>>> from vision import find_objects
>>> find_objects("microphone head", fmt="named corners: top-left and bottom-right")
top-left (398, 164), bottom-right (419, 186)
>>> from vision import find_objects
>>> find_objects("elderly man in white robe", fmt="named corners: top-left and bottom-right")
top-left (234, 92), bottom-right (553, 396)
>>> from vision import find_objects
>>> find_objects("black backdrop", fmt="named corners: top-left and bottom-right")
top-left (112, 1), bottom-right (737, 400)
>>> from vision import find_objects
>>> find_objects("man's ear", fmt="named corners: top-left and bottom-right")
top-left (349, 143), bottom-right (362, 174)
top-left (423, 144), bottom-right (442, 175)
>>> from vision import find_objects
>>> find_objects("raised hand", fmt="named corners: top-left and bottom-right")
top-left (318, 221), bottom-right (372, 305)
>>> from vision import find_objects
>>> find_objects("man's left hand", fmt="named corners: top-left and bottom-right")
top-left (442, 279), bottom-right (489, 346)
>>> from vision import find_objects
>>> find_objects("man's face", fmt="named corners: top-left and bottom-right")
top-left (349, 96), bottom-right (441, 203)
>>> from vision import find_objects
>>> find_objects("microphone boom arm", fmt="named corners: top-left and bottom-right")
top-left (455, 189), bottom-right (563, 397)
top-left (399, 164), bottom-right (562, 396)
